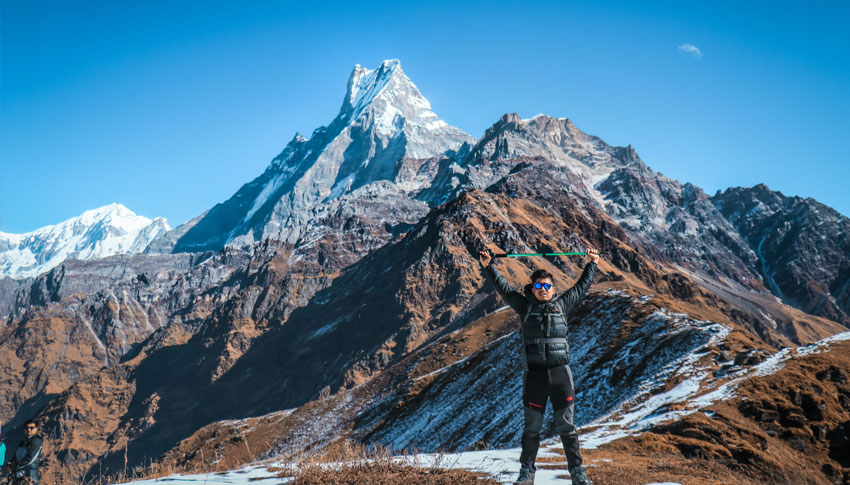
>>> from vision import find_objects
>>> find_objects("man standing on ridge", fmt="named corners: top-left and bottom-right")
top-left (479, 246), bottom-right (598, 485)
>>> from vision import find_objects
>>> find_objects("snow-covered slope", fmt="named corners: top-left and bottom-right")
top-left (0, 203), bottom-right (170, 279)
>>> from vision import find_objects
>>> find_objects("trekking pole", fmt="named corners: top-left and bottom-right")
top-left (492, 252), bottom-right (596, 258)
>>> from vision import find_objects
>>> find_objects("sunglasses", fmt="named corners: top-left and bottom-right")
top-left (25, 426), bottom-right (36, 430)
top-left (533, 282), bottom-right (553, 290)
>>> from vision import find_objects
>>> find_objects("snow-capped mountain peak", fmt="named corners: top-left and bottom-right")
top-left (0, 203), bottom-right (170, 279)
top-left (340, 59), bottom-right (451, 140)
top-left (171, 60), bottom-right (475, 253)
top-left (343, 59), bottom-right (401, 118)
top-left (75, 203), bottom-right (149, 229)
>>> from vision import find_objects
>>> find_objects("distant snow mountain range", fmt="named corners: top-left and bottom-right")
top-left (0, 203), bottom-right (169, 279)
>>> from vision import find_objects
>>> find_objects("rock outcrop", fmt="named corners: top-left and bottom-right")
top-left (713, 184), bottom-right (850, 325)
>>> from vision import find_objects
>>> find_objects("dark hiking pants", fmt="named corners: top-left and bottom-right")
top-left (519, 364), bottom-right (582, 471)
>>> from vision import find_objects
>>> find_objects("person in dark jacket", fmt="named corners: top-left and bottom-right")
top-left (7, 419), bottom-right (42, 484)
top-left (479, 247), bottom-right (598, 485)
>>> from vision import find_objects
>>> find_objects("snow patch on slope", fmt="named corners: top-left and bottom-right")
top-left (581, 330), bottom-right (850, 448)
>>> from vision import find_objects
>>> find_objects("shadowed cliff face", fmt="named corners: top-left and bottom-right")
top-left (0, 252), bottom-right (221, 427)
top-left (713, 184), bottom-right (850, 326)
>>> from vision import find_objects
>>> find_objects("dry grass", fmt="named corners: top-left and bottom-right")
top-left (59, 458), bottom-right (193, 485)
top-left (286, 461), bottom-right (497, 485)
top-left (279, 441), bottom-right (498, 485)
top-left (578, 448), bottom-right (757, 485)
top-left (61, 440), bottom-right (498, 485)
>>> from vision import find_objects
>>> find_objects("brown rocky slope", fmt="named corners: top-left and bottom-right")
top-left (33, 161), bottom-right (842, 483)
top-left (594, 337), bottom-right (850, 484)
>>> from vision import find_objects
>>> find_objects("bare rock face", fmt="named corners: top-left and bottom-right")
top-left (0, 250), bottom-right (247, 430)
top-left (13, 253), bottom-right (199, 313)
top-left (598, 169), bottom-right (763, 288)
top-left (713, 184), bottom-right (850, 325)
top-left (421, 113), bottom-right (766, 293)
top-left (0, 276), bottom-right (24, 316)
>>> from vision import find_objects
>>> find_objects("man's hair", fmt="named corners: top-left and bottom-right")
top-left (24, 418), bottom-right (37, 427)
top-left (530, 269), bottom-right (554, 284)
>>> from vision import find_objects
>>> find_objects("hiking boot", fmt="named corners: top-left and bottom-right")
top-left (513, 465), bottom-right (535, 484)
top-left (569, 465), bottom-right (593, 485)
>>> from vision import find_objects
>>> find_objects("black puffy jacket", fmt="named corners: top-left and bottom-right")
top-left (484, 262), bottom-right (596, 368)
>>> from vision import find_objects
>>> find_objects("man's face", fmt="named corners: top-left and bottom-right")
top-left (531, 277), bottom-right (555, 302)
top-left (25, 423), bottom-right (37, 436)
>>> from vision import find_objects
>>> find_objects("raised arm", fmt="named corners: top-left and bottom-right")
top-left (479, 251), bottom-right (526, 312)
top-left (558, 248), bottom-right (599, 312)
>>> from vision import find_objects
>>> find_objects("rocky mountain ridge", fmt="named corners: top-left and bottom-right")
top-left (96, 177), bottom-right (848, 484)
top-left (713, 184), bottom-right (850, 325)
top-left (17, 160), bottom-right (845, 483)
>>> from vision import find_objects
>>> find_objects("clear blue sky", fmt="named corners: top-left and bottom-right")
top-left (2, 0), bottom-right (848, 233)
